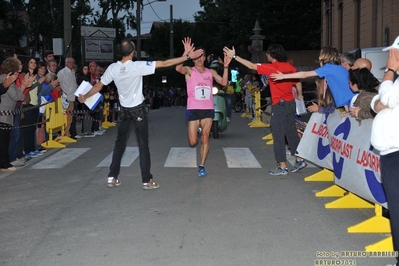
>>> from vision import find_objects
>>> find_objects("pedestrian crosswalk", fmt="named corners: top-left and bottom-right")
top-left (97, 147), bottom-right (139, 167)
top-left (223, 148), bottom-right (262, 168)
top-left (30, 148), bottom-right (90, 169)
top-left (27, 147), bottom-right (316, 170)
top-left (164, 147), bottom-right (197, 167)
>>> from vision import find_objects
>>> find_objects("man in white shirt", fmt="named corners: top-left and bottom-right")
top-left (57, 58), bottom-right (78, 137)
top-left (79, 37), bottom-right (202, 190)
top-left (370, 37), bottom-right (399, 266)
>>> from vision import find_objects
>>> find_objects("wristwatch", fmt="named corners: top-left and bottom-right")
top-left (385, 68), bottom-right (395, 73)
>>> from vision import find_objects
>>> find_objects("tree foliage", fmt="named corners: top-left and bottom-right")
top-left (145, 20), bottom-right (198, 89)
top-left (93, 0), bottom-right (137, 40)
top-left (1, 0), bottom-right (320, 69)
top-left (0, 0), bottom-right (28, 47)
top-left (24, 0), bottom-right (93, 62)
top-left (192, 0), bottom-right (321, 57)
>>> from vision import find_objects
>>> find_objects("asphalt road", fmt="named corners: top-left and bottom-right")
top-left (0, 106), bottom-right (394, 266)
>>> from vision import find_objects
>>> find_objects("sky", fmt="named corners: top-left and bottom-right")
top-left (138, 0), bottom-right (203, 34)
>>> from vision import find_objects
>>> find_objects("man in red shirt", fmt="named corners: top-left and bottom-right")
top-left (223, 44), bottom-right (307, 175)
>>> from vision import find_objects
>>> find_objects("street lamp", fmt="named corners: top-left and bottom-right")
top-left (136, 0), bottom-right (167, 60)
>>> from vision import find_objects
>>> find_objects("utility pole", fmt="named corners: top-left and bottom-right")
top-left (63, 0), bottom-right (72, 58)
top-left (136, 0), bottom-right (166, 60)
top-left (170, 5), bottom-right (173, 58)
top-left (136, 0), bottom-right (142, 60)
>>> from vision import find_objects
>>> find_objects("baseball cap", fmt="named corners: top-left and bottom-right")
top-left (89, 61), bottom-right (97, 66)
top-left (382, 36), bottom-right (399, 51)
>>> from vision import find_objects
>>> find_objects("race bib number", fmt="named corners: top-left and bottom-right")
top-left (194, 86), bottom-right (211, 100)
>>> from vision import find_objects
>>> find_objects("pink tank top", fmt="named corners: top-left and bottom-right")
top-left (186, 67), bottom-right (214, 110)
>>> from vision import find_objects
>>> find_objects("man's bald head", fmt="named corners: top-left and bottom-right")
top-left (352, 58), bottom-right (372, 70)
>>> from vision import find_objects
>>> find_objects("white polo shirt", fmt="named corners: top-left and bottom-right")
top-left (101, 60), bottom-right (156, 108)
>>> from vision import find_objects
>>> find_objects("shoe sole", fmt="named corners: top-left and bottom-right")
top-left (269, 173), bottom-right (288, 176)
top-left (1, 168), bottom-right (17, 172)
top-left (107, 182), bottom-right (121, 188)
top-left (143, 185), bottom-right (160, 190)
top-left (11, 163), bottom-right (25, 167)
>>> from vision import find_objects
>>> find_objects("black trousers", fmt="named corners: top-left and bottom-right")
top-left (0, 123), bottom-right (12, 168)
top-left (270, 100), bottom-right (300, 164)
top-left (380, 151), bottom-right (399, 264)
top-left (108, 103), bottom-right (153, 183)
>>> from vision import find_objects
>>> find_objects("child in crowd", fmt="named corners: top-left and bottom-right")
top-left (348, 68), bottom-right (379, 122)
top-left (307, 78), bottom-right (335, 114)
top-left (271, 47), bottom-right (355, 112)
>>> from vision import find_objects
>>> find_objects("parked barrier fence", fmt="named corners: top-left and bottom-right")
top-left (297, 111), bottom-right (393, 252)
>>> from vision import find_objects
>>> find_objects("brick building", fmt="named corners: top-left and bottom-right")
top-left (322, 0), bottom-right (399, 52)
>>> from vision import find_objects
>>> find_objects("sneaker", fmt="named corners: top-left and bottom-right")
top-left (1, 166), bottom-right (17, 172)
top-left (269, 167), bottom-right (289, 176)
top-left (198, 127), bottom-right (202, 138)
top-left (37, 147), bottom-right (47, 153)
top-left (83, 132), bottom-right (96, 138)
top-left (226, 117), bottom-right (231, 123)
top-left (20, 156), bottom-right (31, 162)
top-left (10, 160), bottom-right (25, 167)
top-left (143, 179), bottom-right (160, 190)
top-left (285, 147), bottom-right (291, 155)
top-left (94, 130), bottom-right (105, 136)
top-left (99, 127), bottom-right (106, 132)
top-left (74, 135), bottom-right (83, 139)
top-left (25, 151), bottom-right (38, 158)
top-left (107, 177), bottom-right (121, 188)
top-left (290, 159), bottom-right (307, 173)
top-left (198, 165), bottom-right (207, 177)
top-left (34, 150), bottom-right (43, 156)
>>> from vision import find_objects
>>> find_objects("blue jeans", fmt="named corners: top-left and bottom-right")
top-left (109, 103), bottom-right (153, 183)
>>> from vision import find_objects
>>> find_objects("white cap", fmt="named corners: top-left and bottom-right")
top-left (382, 36), bottom-right (399, 51)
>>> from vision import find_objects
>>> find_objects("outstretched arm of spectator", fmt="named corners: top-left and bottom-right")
top-left (271, 70), bottom-right (317, 81)
top-left (223, 46), bottom-right (257, 71)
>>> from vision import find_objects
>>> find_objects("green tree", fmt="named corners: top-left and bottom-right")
top-left (145, 19), bottom-right (196, 89)
top-left (71, 0), bottom-right (95, 64)
top-left (93, 0), bottom-right (137, 43)
top-left (26, 0), bottom-right (92, 61)
top-left (194, 0), bottom-right (321, 56)
top-left (0, 0), bottom-right (28, 47)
